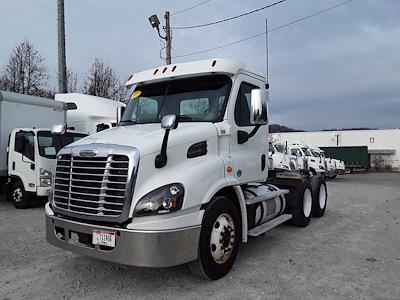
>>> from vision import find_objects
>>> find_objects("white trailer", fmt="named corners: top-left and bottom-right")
top-left (55, 93), bottom-right (125, 134)
top-left (45, 59), bottom-right (328, 280)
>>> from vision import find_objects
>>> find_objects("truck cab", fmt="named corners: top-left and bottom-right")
top-left (288, 142), bottom-right (326, 176)
top-left (8, 128), bottom-right (87, 208)
top-left (45, 59), bottom-right (328, 280)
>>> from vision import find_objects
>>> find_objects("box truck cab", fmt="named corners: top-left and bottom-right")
top-left (45, 59), bottom-right (328, 280)
top-left (8, 128), bottom-right (87, 208)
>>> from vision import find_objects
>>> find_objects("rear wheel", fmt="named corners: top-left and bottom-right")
top-left (291, 180), bottom-right (313, 227)
top-left (311, 176), bottom-right (328, 217)
top-left (188, 196), bottom-right (241, 280)
top-left (10, 181), bottom-right (30, 209)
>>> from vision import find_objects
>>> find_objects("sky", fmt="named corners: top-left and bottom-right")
top-left (0, 0), bottom-right (399, 131)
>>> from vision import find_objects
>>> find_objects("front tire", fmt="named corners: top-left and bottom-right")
top-left (188, 196), bottom-right (241, 280)
top-left (10, 181), bottom-right (30, 209)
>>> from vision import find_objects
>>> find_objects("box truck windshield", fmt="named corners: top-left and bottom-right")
top-left (37, 131), bottom-right (87, 159)
top-left (120, 75), bottom-right (232, 125)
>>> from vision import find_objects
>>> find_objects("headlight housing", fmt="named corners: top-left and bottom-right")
top-left (40, 168), bottom-right (52, 187)
top-left (134, 183), bottom-right (184, 216)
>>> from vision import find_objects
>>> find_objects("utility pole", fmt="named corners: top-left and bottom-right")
top-left (57, 0), bottom-right (67, 93)
top-left (164, 11), bottom-right (172, 65)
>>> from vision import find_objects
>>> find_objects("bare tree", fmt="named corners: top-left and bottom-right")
top-left (82, 58), bottom-right (129, 101)
top-left (1, 40), bottom-right (49, 96)
top-left (66, 68), bottom-right (78, 93)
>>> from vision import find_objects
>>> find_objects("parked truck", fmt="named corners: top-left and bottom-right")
top-left (321, 146), bottom-right (367, 173)
top-left (55, 93), bottom-right (125, 134)
top-left (0, 91), bottom-right (87, 208)
top-left (45, 59), bottom-right (328, 280)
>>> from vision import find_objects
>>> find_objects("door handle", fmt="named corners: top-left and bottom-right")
top-left (12, 162), bottom-right (15, 170)
top-left (30, 163), bottom-right (35, 171)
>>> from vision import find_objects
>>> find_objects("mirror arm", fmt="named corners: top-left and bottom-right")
top-left (237, 124), bottom-right (261, 145)
top-left (155, 129), bottom-right (170, 168)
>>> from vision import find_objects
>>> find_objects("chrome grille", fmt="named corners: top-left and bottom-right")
top-left (53, 154), bottom-right (130, 217)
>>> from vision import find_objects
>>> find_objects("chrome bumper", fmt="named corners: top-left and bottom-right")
top-left (45, 206), bottom-right (201, 268)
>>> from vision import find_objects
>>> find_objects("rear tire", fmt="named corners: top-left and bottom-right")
top-left (291, 180), bottom-right (313, 227)
top-left (188, 196), bottom-right (241, 280)
top-left (311, 176), bottom-right (328, 217)
top-left (10, 181), bottom-right (30, 209)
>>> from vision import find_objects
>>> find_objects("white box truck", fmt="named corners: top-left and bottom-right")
top-left (45, 59), bottom-right (328, 279)
top-left (0, 91), bottom-right (87, 208)
top-left (55, 93), bottom-right (125, 134)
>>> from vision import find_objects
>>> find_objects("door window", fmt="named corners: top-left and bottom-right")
top-left (234, 82), bottom-right (258, 126)
top-left (15, 131), bottom-right (35, 161)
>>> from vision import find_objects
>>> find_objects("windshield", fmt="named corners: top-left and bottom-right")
top-left (275, 144), bottom-right (286, 154)
top-left (302, 147), bottom-right (313, 156)
top-left (37, 131), bottom-right (87, 159)
top-left (311, 150), bottom-right (320, 157)
top-left (120, 75), bottom-right (232, 124)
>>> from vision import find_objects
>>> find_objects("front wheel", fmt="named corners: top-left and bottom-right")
top-left (10, 181), bottom-right (31, 209)
top-left (188, 196), bottom-right (241, 280)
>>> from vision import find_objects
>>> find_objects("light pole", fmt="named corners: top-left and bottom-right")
top-left (149, 12), bottom-right (172, 65)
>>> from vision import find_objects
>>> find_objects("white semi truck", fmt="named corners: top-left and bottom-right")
top-left (45, 59), bottom-right (328, 280)
top-left (55, 93), bottom-right (125, 134)
top-left (0, 91), bottom-right (87, 208)
top-left (287, 142), bottom-right (326, 176)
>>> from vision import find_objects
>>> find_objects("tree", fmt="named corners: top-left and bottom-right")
top-left (82, 58), bottom-right (129, 101)
top-left (1, 40), bottom-right (49, 96)
top-left (66, 68), bottom-right (78, 93)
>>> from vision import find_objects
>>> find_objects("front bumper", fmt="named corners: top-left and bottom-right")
top-left (45, 204), bottom-right (201, 268)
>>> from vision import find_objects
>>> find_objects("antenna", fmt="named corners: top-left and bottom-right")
top-left (265, 18), bottom-right (269, 89)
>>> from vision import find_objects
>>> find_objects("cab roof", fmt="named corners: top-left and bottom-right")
top-left (125, 58), bottom-right (265, 88)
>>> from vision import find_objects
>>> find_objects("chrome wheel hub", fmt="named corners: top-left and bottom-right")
top-left (13, 188), bottom-right (23, 203)
top-left (210, 213), bottom-right (235, 264)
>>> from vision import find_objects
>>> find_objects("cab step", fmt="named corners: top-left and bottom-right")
top-left (245, 189), bottom-right (289, 206)
top-left (248, 214), bottom-right (292, 237)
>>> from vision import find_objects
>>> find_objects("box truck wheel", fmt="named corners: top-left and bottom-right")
top-left (11, 181), bottom-right (30, 209)
top-left (291, 180), bottom-right (313, 227)
top-left (311, 176), bottom-right (328, 218)
top-left (188, 196), bottom-right (241, 280)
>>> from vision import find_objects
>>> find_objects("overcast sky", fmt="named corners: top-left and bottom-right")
top-left (0, 0), bottom-right (399, 130)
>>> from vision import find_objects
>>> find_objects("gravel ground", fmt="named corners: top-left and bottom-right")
top-left (0, 173), bottom-right (399, 300)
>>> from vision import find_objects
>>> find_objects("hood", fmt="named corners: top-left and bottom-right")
top-left (66, 122), bottom-right (218, 156)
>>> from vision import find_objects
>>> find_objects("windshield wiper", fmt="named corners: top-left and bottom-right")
top-left (119, 120), bottom-right (138, 125)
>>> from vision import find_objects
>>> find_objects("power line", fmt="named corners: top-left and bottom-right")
top-left (171, 0), bottom-right (213, 16)
top-left (171, 0), bottom-right (287, 29)
top-left (172, 0), bottom-right (355, 58)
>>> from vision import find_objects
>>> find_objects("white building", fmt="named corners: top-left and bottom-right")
top-left (271, 129), bottom-right (400, 171)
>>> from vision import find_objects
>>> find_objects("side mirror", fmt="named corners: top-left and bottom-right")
top-left (51, 124), bottom-right (66, 135)
top-left (161, 114), bottom-right (178, 130)
top-left (296, 150), bottom-right (302, 157)
top-left (15, 135), bottom-right (25, 153)
top-left (250, 89), bottom-right (268, 125)
top-left (116, 106), bottom-right (125, 124)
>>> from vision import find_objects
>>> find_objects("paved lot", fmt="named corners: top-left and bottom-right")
top-left (0, 173), bottom-right (399, 300)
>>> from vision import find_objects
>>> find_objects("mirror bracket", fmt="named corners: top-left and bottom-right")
top-left (155, 115), bottom-right (178, 168)
top-left (237, 124), bottom-right (261, 145)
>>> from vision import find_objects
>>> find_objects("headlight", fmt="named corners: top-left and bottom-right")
top-left (319, 165), bottom-right (325, 170)
top-left (40, 168), bottom-right (52, 187)
top-left (40, 168), bottom-right (52, 177)
top-left (134, 183), bottom-right (184, 216)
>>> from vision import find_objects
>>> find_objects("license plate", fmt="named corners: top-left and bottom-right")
top-left (92, 230), bottom-right (116, 247)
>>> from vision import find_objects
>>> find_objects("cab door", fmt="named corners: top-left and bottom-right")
top-left (228, 75), bottom-right (268, 184)
top-left (10, 131), bottom-right (36, 192)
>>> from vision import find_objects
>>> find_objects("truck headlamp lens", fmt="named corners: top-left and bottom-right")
top-left (40, 168), bottom-right (52, 177)
top-left (40, 169), bottom-right (52, 187)
top-left (134, 183), bottom-right (184, 216)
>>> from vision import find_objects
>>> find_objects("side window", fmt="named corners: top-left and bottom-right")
top-left (234, 82), bottom-right (258, 126)
top-left (15, 131), bottom-right (35, 161)
top-left (180, 98), bottom-right (209, 115)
